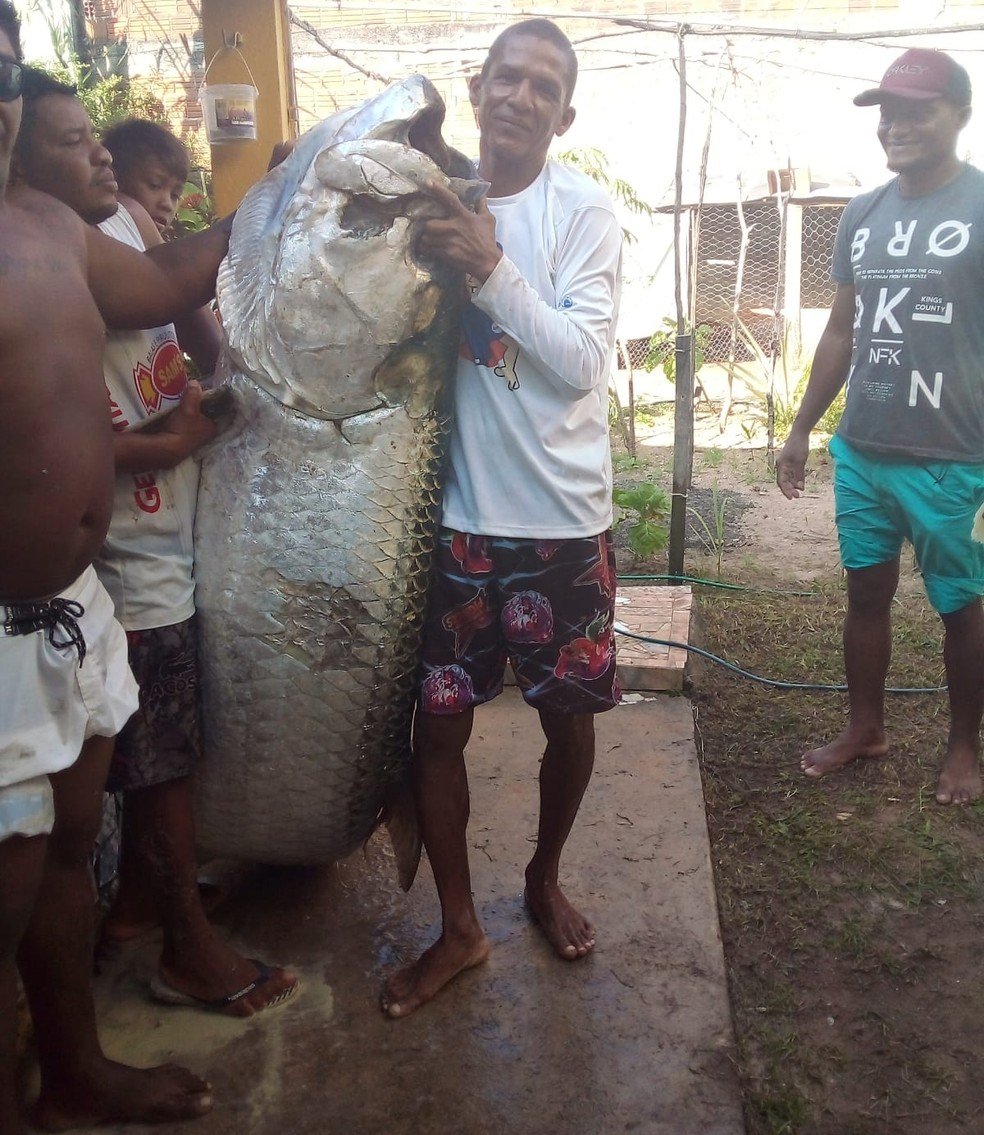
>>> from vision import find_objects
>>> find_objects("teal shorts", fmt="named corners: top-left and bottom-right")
top-left (830, 433), bottom-right (984, 614)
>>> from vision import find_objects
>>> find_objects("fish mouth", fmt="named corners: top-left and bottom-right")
top-left (406, 103), bottom-right (472, 179)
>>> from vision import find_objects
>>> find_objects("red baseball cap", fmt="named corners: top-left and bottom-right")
top-left (854, 48), bottom-right (972, 107)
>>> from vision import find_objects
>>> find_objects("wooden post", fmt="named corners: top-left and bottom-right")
top-left (668, 25), bottom-right (693, 580)
top-left (613, 339), bottom-right (636, 458)
top-left (668, 332), bottom-right (694, 579)
top-left (201, 0), bottom-right (295, 215)
top-left (720, 191), bottom-right (750, 430)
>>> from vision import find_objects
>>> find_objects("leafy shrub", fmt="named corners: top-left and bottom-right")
top-left (613, 482), bottom-right (671, 562)
top-left (644, 318), bottom-right (712, 384)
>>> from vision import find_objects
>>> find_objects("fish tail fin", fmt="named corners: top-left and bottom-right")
top-left (383, 777), bottom-right (422, 892)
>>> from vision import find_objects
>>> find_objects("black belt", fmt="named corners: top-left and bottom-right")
top-left (2, 598), bottom-right (87, 666)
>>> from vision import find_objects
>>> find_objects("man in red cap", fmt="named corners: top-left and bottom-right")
top-left (777, 48), bottom-right (984, 806)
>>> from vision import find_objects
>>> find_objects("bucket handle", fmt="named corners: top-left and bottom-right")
top-left (199, 42), bottom-right (258, 97)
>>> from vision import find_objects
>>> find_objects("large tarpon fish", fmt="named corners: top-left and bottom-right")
top-left (192, 76), bottom-right (481, 871)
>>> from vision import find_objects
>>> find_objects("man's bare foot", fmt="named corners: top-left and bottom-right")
top-left (33, 1059), bottom-right (211, 1131)
top-left (800, 728), bottom-right (888, 779)
top-left (524, 877), bottom-right (595, 960)
top-left (381, 929), bottom-right (490, 1019)
top-left (936, 745), bottom-right (983, 806)
top-left (152, 951), bottom-right (298, 1018)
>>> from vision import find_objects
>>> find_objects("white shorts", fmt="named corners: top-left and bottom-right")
top-left (0, 774), bottom-right (55, 840)
top-left (0, 566), bottom-right (138, 815)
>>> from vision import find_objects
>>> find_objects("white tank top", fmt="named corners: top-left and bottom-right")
top-left (93, 206), bottom-right (199, 631)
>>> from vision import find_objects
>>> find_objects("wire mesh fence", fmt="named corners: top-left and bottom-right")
top-left (620, 198), bottom-right (844, 375)
top-left (801, 205), bottom-right (842, 310)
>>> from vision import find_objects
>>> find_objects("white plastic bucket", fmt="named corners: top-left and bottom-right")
top-left (199, 82), bottom-right (258, 143)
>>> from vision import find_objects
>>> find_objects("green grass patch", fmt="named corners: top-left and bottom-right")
top-left (692, 572), bottom-right (984, 1134)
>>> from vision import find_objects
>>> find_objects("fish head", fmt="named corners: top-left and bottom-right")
top-left (218, 76), bottom-right (479, 422)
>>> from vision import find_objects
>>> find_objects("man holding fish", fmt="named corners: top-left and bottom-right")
top-left (383, 18), bottom-right (623, 1018)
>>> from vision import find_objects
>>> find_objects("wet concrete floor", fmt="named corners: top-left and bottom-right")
top-left (77, 689), bottom-right (743, 1135)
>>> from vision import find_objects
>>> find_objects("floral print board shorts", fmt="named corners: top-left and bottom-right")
top-left (419, 529), bottom-right (621, 716)
top-left (106, 615), bottom-right (203, 792)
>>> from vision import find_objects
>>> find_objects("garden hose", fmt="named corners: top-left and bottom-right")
top-left (612, 626), bottom-right (947, 695)
top-left (615, 574), bottom-right (947, 692)
top-left (617, 572), bottom-right (815, 596)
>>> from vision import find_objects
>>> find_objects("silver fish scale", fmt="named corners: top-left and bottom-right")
top-left (195, 380), bottom-right (451, 864)
top-left (192, 76), bottom-right (473, 865)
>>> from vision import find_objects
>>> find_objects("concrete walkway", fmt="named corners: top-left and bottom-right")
top-left (78, 689), bottom-right (743, 1135)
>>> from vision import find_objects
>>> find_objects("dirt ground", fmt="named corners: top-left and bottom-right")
top-left (614, 407), bottom-right (984, 1135)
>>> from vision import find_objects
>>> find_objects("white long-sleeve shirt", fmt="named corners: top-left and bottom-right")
top-left (441, 160), bottom-right (623, 539)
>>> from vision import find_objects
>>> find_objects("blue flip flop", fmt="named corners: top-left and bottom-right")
top-left (149, 958), bottom-right (298, 1014)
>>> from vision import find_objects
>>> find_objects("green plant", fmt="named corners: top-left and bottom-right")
top-left (688, 484), bottom-right (729, 578)
top-left (644, 318), bottom-right (711, 384)
top-left (727, 316), bottom-right (811, 457)
top-left (173, 182), bottom-right (215, 236)
top-left (612, 482), bottom-right (670, 562)
top-left (24, 0), bottom-right (77, 70)
top-left (77, 71), bottom-right (168, 135)
top-left (25, 56), bottom-right (169, 137)
top-left (612, 454), bottom-right (641, 474)
top-left (607, 380), bottom-right (635, 454)
top-left (739, 419), bottom-right (760, 445)
top-left (557, 146), bottom-right (656, 244)
top-left (26, 32), bottom-right (210, 170)
top-left (624, 398), bottom-right (673, 431)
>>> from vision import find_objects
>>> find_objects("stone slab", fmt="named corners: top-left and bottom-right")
top-left (614, 584), bottom-right (692, 691)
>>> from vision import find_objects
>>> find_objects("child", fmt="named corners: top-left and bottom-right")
top-left (101, 117), bottom-right (190, 236)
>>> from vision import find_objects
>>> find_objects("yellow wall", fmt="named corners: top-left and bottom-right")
top-left (201, 0), bottom-right (295, 215)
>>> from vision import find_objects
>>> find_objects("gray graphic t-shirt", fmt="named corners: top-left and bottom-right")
top-left (832, 164), bottom-right (984, 462)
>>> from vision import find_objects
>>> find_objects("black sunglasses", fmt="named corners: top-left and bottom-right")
top-left (0, 60), bottom-right (23, 102)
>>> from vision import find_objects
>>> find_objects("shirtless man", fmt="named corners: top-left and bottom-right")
top-left (382, 19), bottom-right (622, 1017)
top-left (0, 2), bottom-right (235, 1127)
top-left (13, 72), bottom-right (297, 1021)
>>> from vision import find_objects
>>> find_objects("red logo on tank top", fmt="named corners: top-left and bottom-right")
top-left (134, 339), bottom-right (188, 414)
top-left (132, 471), bottom-right (161, 514)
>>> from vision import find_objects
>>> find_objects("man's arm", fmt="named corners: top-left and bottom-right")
top-left (172, 306), bottom-right (224, 377)
top-left (84, 213), bottom-right (234, 331)
top-left (776, 282), bottom-right (856, 499)
top-left (117, 195), bottom-right (225, 375)
top-left (419, 184), bottom-right (621, 396)
top-left (113, 381), bottom-right (217, 475)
